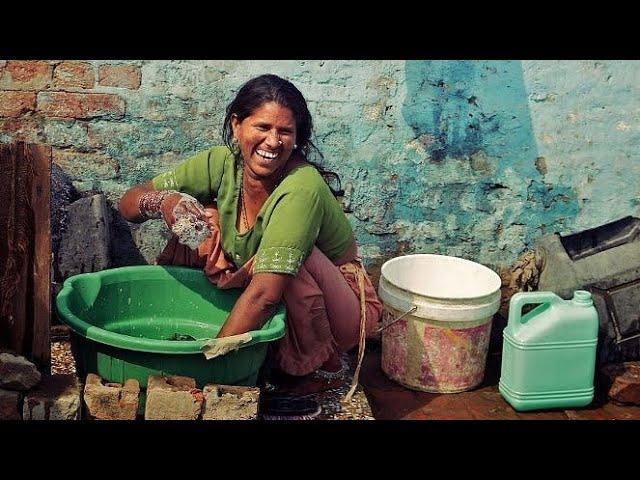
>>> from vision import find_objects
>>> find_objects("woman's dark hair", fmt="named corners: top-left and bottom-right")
top-left (222, 74), bottom-right (343, 196)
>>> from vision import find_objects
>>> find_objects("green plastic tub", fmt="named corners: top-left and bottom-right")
top-left (56, 266), bottom-right (286, 391)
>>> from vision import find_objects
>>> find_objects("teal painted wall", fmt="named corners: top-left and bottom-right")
top-left (3, 60), bottom-right (638, 271)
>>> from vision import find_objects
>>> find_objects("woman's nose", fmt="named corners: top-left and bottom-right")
top-left (265, 131), bottom-right (281, 147)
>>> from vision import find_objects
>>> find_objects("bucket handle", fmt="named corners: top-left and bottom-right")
top-left (377, 305), bottom-right (418, 332)
top-left (508, 291), bottom-right (562, 328)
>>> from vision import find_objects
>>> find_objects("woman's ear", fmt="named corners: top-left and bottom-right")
top-left (230, 113), bottom-right (240, 137)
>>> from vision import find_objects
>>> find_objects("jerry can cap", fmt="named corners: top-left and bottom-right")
top-left (572, 290), bottom-right (593, 306)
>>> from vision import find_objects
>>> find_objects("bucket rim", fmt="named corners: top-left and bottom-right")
top-left (380, 253), bottom-right (501, 301)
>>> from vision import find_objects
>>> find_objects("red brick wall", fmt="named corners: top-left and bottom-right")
top-left (0, 60), bottom-right (140, 170)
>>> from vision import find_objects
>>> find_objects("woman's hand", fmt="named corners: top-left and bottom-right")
top-left (158, 192), bottom-right (213, 249)
top-left (119, 181), bottom-right (213, 249)
top-left (159, 192), bottom-right (212, 230)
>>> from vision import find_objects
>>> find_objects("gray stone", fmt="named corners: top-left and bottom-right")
top-left (132, 220), bottom-right (172, 265)
top-left (22, 374), bottom-right (81, 420)
top-left (83, 373), bottom-right (139, 420)
top-left (144, 375), bottom-right (203, 420)
top-left (0, 352), bottom-right (42, 391)
top-left (57, 194), bottom-right (112, 279)
top-left (109, 214), bottom-right (148, 267)
top-left (0, 389), bottom-right (22, 420)
top-left (51, 162), bottom-right (79, 259)
top-left (202, 385), bottom-right (259, 420)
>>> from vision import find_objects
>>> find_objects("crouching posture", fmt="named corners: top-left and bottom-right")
top-left (119, 74), bottom-right (382, 390)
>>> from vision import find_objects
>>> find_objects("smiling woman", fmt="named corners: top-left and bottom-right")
top-left (118, 74), bottom-right (382, 397)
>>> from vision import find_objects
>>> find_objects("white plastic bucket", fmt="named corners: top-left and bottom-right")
top-left (378, 254), bottom-right (501, 393)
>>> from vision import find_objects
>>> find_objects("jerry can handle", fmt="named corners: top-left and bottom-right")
top-left (508, 291), bottom-right (562, 328)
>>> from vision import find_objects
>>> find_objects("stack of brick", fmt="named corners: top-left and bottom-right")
top-left (0, 350), bottom-right (82, 420)
top-left (1, 351), bottom-right (260, 420)
top-left (145, 375), bottom-right (260, 420)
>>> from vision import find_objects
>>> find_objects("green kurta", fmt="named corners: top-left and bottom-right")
top-left (151, 146), bottom-right (354, 276)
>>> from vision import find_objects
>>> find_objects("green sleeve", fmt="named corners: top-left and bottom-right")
top-left (253, 189), bottom-right (323, 276)
top-left (151, 146), bottom-right (226, 204)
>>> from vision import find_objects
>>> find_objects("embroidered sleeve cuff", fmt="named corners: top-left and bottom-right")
top-left (253, 247), bottom-right (306, 275)
top-left (152, 171), bottom-right (179, 190)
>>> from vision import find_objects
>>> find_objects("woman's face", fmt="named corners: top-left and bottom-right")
top-left (231, 101), bottom-right (297, 181)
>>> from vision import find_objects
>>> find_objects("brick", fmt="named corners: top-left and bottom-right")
top-left (0, 60), bottom-right (52, 90)
top-left (202, 385), bottom-right (260, 420)
top-left (53, 148), bottom-right (119, 180)
top-left (0, 389), bottom-right (22, 420)
top-left (0, 91), bottom-right (36, 117)
top-left (23, 374), bottom-right (81, 420)
top-left (53, 62), bottom-right (95, 89)
top-left (0, 352), bottom-right (41, 391)
top-left (37, 92), bottom-right (125, 119)
top-left (98, 65), bottom-right (141, 90)
top-left (144, 375), bottom-right (203, 420)
top-left (83, 373), bottom-right (139, 420)
top-left (601, 362), bottom-right (640, 405)
top-left (87, 121), bottom-right (135, 149)
top-left (0, 118), bottom-right (43, 144)
top-left (43, 120), bottom-right (88, 148)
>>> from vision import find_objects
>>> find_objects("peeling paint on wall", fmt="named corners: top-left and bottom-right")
top-left (2, 60), bottom-right (638, 271)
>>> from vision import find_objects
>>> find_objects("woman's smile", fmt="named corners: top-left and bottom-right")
top-left (255, 149), bottom-right (279, 160)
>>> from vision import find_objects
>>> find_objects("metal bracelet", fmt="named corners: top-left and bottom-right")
top-left (138, 190), bottom-right (178, 219)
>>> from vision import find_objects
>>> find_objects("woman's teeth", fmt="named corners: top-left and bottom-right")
top-left (256, 149), bottom-right (278, 160)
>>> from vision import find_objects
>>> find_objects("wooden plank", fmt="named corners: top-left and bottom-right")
top-left (13, 248), bottom-right (29, 354)
top-left (15, 142), bottom-right (31, 354)
top-left (0, 142), bottom-right (51, 369)
top-left (0, 142), bottom-right (31, 353)
top-left (29, 144), bottom-right (51, 370)
top-left (0, 143), bottom-right (12, 348)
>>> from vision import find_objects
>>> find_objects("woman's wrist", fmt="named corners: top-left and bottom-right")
top-left (138, 190), bottom-right (179, 219)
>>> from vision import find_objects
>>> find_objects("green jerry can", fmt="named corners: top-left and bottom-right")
top-left (499, 290), bottom-right (599, 411)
